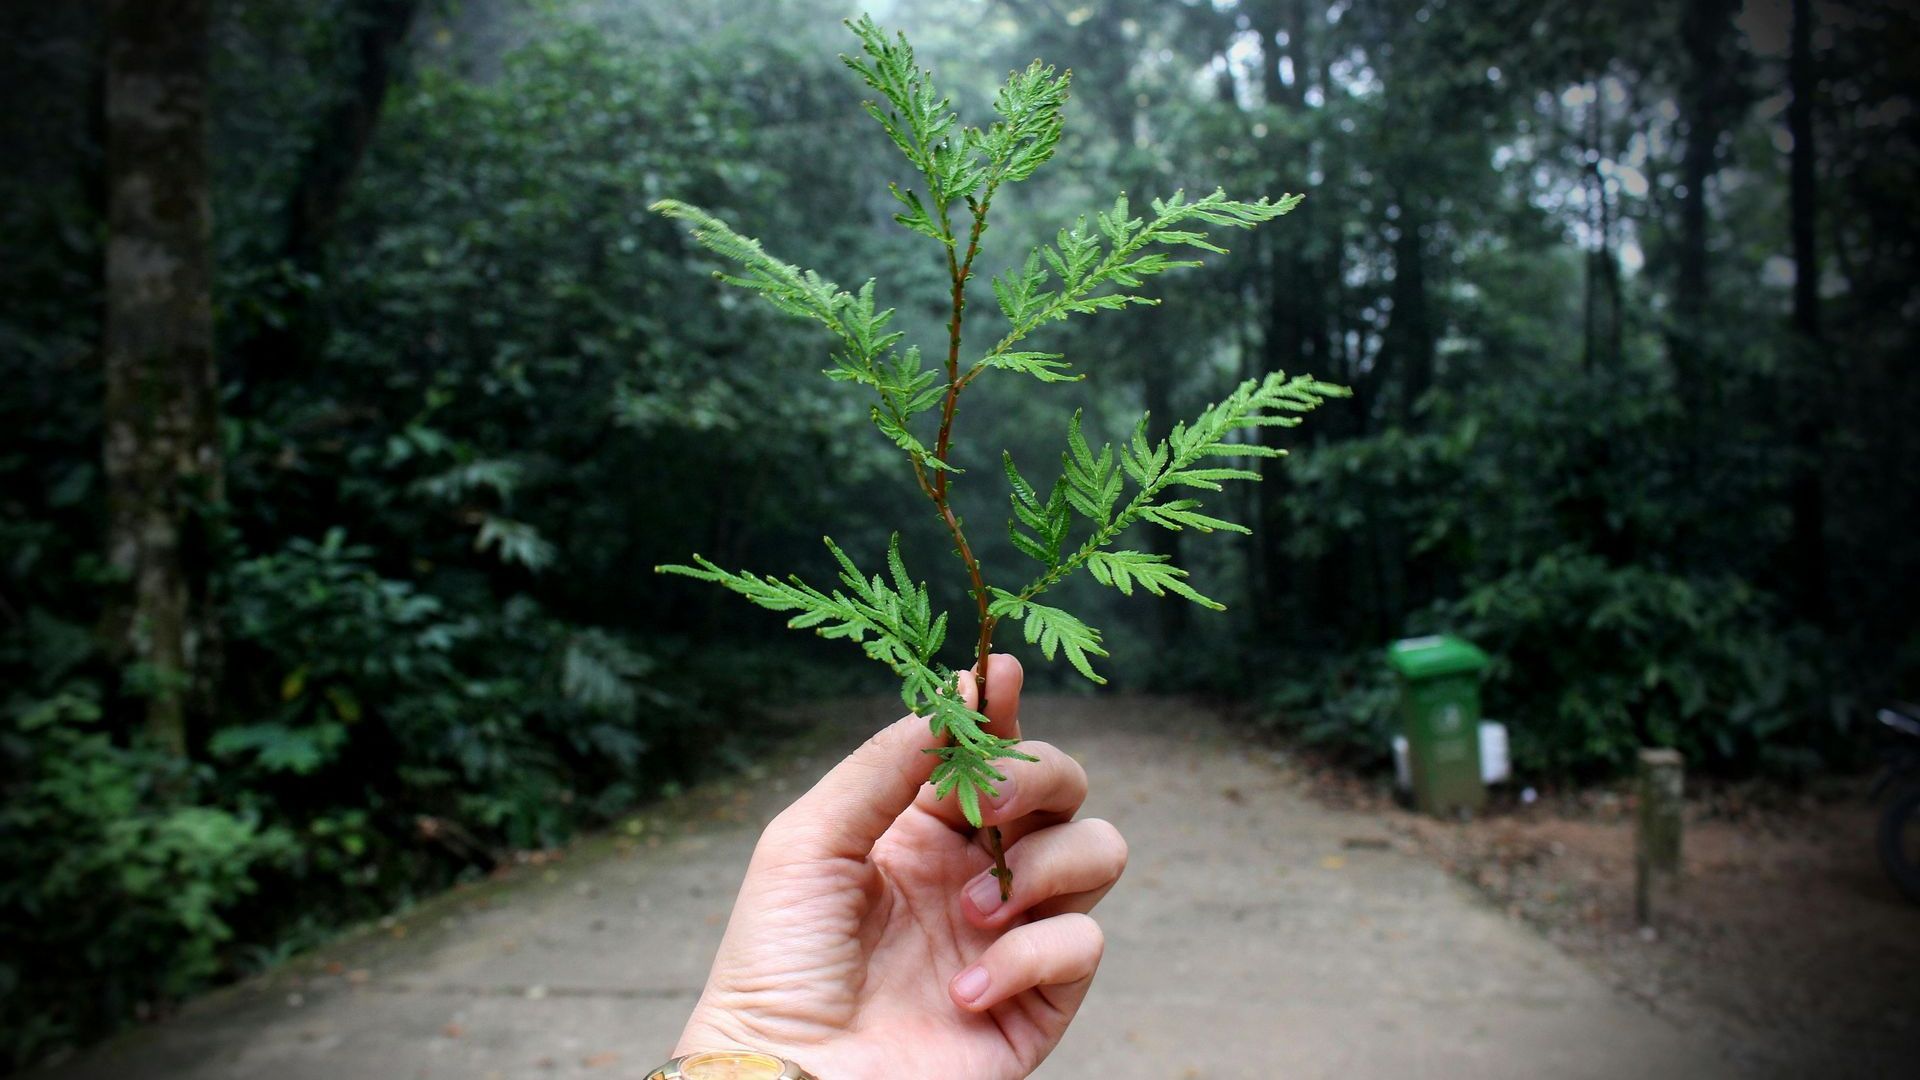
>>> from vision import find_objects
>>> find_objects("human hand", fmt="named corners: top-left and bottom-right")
top-left (673, 655), bottom-right (1126, 1079)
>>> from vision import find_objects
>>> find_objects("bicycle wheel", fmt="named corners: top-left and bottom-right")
top-left (1877, 784), bottom-right (1920, 904)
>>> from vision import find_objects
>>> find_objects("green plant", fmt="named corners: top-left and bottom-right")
top-left (0, 676), bottom-right (296, 1067)
top-left (1446, 548), bottom-right (1820, 776)
top-left (656, 16), bottom-right (1341, 893)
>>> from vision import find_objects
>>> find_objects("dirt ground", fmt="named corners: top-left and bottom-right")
top-left (1285, 756), bottom-right (1920, 1078)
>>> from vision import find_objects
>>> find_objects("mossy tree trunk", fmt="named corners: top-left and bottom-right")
top-left (103, 0), bottom-right (220, 755)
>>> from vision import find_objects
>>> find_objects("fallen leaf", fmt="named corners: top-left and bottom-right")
top-left (1320, 855), bottom-right (1347, 870)
top-left (441, 1023), bottom-right (464, 1039)
top-left (582, 1051), bottom-right (620, 1068)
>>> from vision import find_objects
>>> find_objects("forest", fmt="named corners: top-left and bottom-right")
top-left (1, 0), bottom-right (1914, 1067)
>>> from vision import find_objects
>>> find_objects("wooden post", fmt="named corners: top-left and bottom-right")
top-left (1635, 748), bottom-right (1684, 927)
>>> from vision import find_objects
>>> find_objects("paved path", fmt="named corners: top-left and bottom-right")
top-left (47, 696), bottom-right (1742, 1079)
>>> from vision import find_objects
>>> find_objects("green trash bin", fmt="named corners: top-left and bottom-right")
top-left (1387, 635), bottom-right (1490, 817)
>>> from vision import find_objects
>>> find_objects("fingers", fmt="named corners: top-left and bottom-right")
top-left (957, 652), bottom-right (1024, 740)
top-left (960, 818), bottom-right (1127, 928)
top-left (762, 711), bottom-right (944, 863)
top-left (913, 739), bottom-right (1087, 840)
top-left (948, 913), bottom-right (1105, 1019)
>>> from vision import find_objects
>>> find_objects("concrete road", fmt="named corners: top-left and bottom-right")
top-left (45, 696), bottom-right (1741, 1079)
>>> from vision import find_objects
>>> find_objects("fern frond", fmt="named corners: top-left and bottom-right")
top-left (651, 199), bottom-right (847, 329)
top-left (983, 188), bottom-right (1304, 355)
top-left (1010, 371), bottom-right (1349, 603)
top-left (985, 60), bottom-right (1071, 184)
top-left (1061, 410), bottom-right (1124, 527)
top-left (843, 15), bottom-right (979, 204)
top-left (982, 350), bottom-right (1080, 383)
top-left (988, 590), bottom-right (1108, 684)
top-left (1086, 550), bottom-right (1225, 610)
top-left (658, 20), bottom-right (1338, 843)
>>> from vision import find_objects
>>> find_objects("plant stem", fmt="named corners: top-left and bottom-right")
top-left (933, 192), bottom-right (992, 501)
top-left (925, 191), bottom-right (1013, 899)
top-left (983, 818), bottom-right (1012, 899)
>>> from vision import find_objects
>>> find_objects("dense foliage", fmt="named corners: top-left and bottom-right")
top-left (1, 0), bottom-right (1912, 1068)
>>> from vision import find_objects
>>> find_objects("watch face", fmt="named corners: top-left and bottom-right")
top-left (678, 1050), bottom-right (788, 1079)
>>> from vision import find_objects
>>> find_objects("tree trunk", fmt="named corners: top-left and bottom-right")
top-left (1785, 0), bottom-right (1830, 623)
top-left (1385, 197), bottom-right (1434, 424)
top-left (1248, 0), bottom-right (1326, 641)
top-left (1583, 81), bottom-right (1623, 373)
top-left (1672, 0), bottom-right (1739, 418)
top-left (284, 0), bottom-right (420, 270)
top-left (104, 0), bottom-right (220, 755)
top-left (238, 0), bottom-right (419, 389)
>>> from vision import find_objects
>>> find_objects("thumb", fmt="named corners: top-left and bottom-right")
top-left (771, 710), bottom-right (944, 862)
top-left (959, 652), bottom-right (1025, 741)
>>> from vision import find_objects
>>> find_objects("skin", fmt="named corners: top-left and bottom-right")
top-left (675, 655), bottom-right (1128, 1079)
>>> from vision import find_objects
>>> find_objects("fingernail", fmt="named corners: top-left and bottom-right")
top-left (952, 965), bottom-right (990, 1004)
top-left (967, 873), bottom-right (1004, 915)
top-left (986, 776), bottom-right (1015, 811)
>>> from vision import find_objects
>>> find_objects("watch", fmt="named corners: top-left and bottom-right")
top-left (646, 1049), bottom-right (817, 1079)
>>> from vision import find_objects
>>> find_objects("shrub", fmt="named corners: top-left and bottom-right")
top-left (1446, 548), bottom-right (1823, 777)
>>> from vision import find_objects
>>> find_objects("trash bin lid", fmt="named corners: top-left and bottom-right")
top-left (1387, 634), bottom-right (1489, 679)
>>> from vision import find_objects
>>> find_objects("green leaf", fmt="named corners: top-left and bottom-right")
top-left (209, 722), bottom-right (347, 775)
top-left (992, 250), bottom-right (1049, 326)
top-left (1061, 411), bottom-right (1122, 526)
top-left (988, 590), bottom-right (1108, 684)
top-left (1004, 451), bottom-right (1040, 511)
top-left (1086, 551), bottom-right (1226, 610)
top-left (1164, 466), bottom-right (1263, 492)
top-left (993, 187), bottom-right (1307, 342)
top-left (280, 665), bottom-right (308, 702)
top-left (475, 517), bottom-right (557, 571)
top-left (981, 351), bottom-right (1079, 382)
top-left (888, 182), bottom-right (944, 241)
top-left (872, 406), bottom-right (960, 472)
top-left (1121, 416), bottom-right (1170, 487)
top-left (1138, 500), bottom-right (1250, 535)
top-left (1004, 453), bottom-right (1071, 567)
top-left (651, 199), bottom-right (847, 329)
top-left (843, 18), bottom-right (952, 170)
top-left (985, 60), bottom-right (1071, 183)
top-left (955, 780), bottom-right (982, 827)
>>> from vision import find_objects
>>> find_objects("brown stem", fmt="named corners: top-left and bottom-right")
top-left (923, 192), bottom-right (1012, 897)
top-left (984, 822), bottom-right (1012, 900)
top-left (933, 194), bottom-right (992, 500)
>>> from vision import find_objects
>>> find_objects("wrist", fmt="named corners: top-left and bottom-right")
top-left (674, 1016), bottom-right (818, 1076)
top-left (651, 1050), bottom-right (817, 1079)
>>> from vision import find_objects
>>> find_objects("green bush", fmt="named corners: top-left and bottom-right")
top-left (0, 535), bottom-right (708, 1068)
top-left (0, 626), bottom-right (292, 1064)
top-left (1447, 549), bottom-right (1823, 777)
top-left (1262, 549), bottom-right (1826, 780)
top-left (1262, 651), bottom-right (1401, 770)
